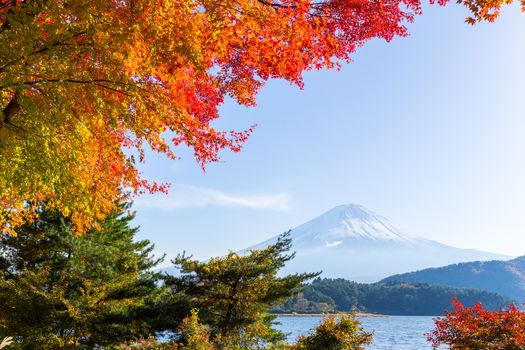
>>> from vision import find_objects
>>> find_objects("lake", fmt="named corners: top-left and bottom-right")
top-left (275, 315), bottom-right (441, 349)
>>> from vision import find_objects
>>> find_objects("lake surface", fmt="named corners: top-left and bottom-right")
top-left (275, 315), bottom-right (441, 349)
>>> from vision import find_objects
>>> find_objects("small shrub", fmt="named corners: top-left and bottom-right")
top-left (290, 314), bottom-right (373, 350)
top-left (178, 309), bottom-right (215, 350)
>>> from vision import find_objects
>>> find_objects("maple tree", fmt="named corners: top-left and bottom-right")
top-left (457, 0), bottom-right (525, 23)
top-left (0, 0), bottom-right (423, 233)
top-left (427, 297), bottom-right (525, 349)
top-left (2, 0), bottom-right (521, 234)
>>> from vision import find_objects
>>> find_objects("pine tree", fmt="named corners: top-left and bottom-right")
top-left (164, 232), bottom-right (319, 349)
top-left (0, 203), bottom-right (165, 349)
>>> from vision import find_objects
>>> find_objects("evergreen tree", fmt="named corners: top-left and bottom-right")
top-left (0, 203), bottom-right (165, 349)
top-left (164, 232), bottom-right (319, 349)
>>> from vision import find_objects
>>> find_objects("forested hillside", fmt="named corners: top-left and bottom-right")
top-left (273, 278), bottom-right (513, 316)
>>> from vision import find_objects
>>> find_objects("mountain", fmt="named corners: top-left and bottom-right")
top-left (273, 278), bottom-right (513, 316)
top-left (380, 256), bottom-right (525, 302)
top-left (244, 204), bottom-right (510, 282)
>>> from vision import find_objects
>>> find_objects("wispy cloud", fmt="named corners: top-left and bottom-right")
top-left (325, 241), bottom-right (343, 248)
top-left (135, 184), bottom-right (291, 212)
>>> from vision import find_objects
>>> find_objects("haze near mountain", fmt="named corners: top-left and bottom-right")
top-left (246, 204), bottom-right (510, 282)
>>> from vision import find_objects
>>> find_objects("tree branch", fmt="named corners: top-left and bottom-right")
top-left (2, 93), bottom-right (19, 126)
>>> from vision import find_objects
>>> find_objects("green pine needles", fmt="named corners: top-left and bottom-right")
top-left (0, 203), bottom-right (165, 349)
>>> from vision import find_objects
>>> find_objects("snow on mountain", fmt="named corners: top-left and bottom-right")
top-left (244, 204), bottom-right (511, 282)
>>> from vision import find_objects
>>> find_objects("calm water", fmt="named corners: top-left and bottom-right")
top-left (275, 315), bottom-right (442, 349)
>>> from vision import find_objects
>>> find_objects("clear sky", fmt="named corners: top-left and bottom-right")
top-left (132, 2), bottom-right (525, 266)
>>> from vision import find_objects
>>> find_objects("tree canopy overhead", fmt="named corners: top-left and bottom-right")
top-left (0, 0), bottom-right (521, 233)
top-left (0, 0), bottom-right (424, 233)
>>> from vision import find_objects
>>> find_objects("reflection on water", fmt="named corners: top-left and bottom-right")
top-left (274, 315), bottom-right (442, 350)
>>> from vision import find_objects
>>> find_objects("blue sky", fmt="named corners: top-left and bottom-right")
top-left (132, 2), bottom-right (525, 265)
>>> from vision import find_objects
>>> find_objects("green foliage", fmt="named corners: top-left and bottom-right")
top-left (164, 232), bottom-right (319, 348)
top-left (277, 292), bottom-right (336, 314)
top-left (275, 278), bottom-right (512, 316)
top-left (290, 315), bottom-right (372, 350)
top-left (120, 337), bottom-right (180, 350)
top-left (0, 203), bottom-right (165, 349)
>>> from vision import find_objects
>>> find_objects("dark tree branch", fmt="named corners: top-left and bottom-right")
top-left (2, 93), bottom-right (19, 126)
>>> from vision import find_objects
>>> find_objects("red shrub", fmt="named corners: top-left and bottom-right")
top-left (428, 297), bottom-right (525, 349)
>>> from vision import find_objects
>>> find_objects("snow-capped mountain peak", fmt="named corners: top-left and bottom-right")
top-left (291, 203), bottom-right (416, 243)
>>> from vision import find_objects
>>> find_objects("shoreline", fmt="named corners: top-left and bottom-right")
top-left (273, 312), bottom-right (387, 317)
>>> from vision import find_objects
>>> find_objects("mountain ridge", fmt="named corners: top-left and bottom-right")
top-left (380, 255), bottom-right (525, 302)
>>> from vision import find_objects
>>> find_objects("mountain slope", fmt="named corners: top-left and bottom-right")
top-left (381, 256), bottom-right (525, 302)
top-left (245, 204), bottom-right (510, 282)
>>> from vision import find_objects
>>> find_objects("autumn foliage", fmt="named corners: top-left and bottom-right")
top-left (0, 0), bottom-right (423, 233)
top-left (0, 0), bottom-right (523, 234)
top-left (291, 314), bottom-right (373, 350)
top-left (457, 0), bottom-right (525, 24)
top-left (428, 297), bottom-right (525, 349)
